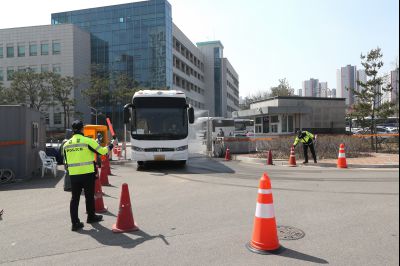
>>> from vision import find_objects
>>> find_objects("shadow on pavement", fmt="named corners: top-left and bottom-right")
top-left (0, 169), bottom-right (64, 191)
top-left (78, 222), bottom-right (169, 249)
top-left (278, 246), bottom-right (329, 264)
top-left (138, 154), bottom-right (235, 175)
top-left (100, 211), bottom-right (117, 218)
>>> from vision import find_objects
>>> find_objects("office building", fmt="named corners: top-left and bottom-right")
top-left (0, 24), bottom-right (91, 131)
top-left (391, 68), bottom-right (399, 103)
top-left (297, 89), bottom-right (303, 97)
top-left (196, 41), bottom-right (239, 117)
top-left (356, 69), bottom-right (367, 91)
top-left (233, 96), bottom-right (346, 134)
top-left (328, 88), bottom-right (337, 98)
top-left (51, 0), bottom-right (239, 127)
top-left (302, 78), bottom-right (319, 97)
top-left (319, 82), bottom-right (328, 98)
top-left (336, 65), bottom-right (367, 106)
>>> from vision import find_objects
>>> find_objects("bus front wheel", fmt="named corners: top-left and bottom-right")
top-left (137, 161), bottom-right (144, 170)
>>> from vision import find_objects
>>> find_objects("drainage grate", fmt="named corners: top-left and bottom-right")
top-left (278, 226), bottom-right (305, 240)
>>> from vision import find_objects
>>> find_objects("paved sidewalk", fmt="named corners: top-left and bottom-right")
top-left (235, 152), bottom-right (399, 169)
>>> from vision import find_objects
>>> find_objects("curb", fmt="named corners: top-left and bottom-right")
top-left (235, 156), bottom-right (399, 169)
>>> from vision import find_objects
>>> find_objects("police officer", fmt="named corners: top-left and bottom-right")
top-left (64, 120), bottom-right (113, 231)
top-left (293, 129), bottom-right (317, 164)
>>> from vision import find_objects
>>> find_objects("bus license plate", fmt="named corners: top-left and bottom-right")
top-left (154, 155), bottom-right (165, 161)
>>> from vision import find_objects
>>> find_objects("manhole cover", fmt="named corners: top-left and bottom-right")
top-left (278, 226), bottom-right (305, 240)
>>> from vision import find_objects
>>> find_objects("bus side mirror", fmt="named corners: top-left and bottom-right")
top-left (123, 104), bottom-right (132, 124)
top-left (188, 107), bottom-right (195, 124)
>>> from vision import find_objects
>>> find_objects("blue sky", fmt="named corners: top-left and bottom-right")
top-left (1, 0), bottom-right (398, 97)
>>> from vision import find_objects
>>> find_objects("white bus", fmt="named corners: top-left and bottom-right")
top-left (234, 119), bottom-right (255, 136)
top-left (123, 90), bottom-right (194, 167)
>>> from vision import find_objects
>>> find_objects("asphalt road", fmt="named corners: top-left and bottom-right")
top-left (0, 154), bottom-right (398, 265)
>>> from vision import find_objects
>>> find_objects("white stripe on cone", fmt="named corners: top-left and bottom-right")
top-left (255, 203), bottom-right (275, 219)
top-left (338, 153), bottom-right (346, 158)
top-left (258, 189), bottom-right (273, 195)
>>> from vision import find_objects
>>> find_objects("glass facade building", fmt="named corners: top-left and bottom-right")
top-left (51, 0), bottom-right (173, 130)
top-left (52, 0), bottom-right (172, 89)
top-left (213, 47), bottom-right (222, 116)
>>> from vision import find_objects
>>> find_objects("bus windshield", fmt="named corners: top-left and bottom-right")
top-left (132, 107), bottom-right (188, 140)
top-left (234, 121), bottom-right (246, 131)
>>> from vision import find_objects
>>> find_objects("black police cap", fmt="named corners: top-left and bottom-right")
top-left (71, 120), bottom-right (84, 132)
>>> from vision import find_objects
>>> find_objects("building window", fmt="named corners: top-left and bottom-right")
top-left (18, 44), bottom-right (25, 57)
top-left (282, 115), bottom-right (288, 133)
top-left (7, 67), bottom-right (15, 81)
top-left (7, 45), bottom-right (14, 58)
top-left (45, 114), bottom-right (50, 125)
top-left (262, 116), bottom-right (270, 133)
top-left (271, 124), bottom-right (278, 133)
top-left (28, 66), bottom-right (38, 73)
top-left (52, 64), bottom-right (61, 74)
top-left (29, 42), bottom-right (37, 56)
top-left (17, 66), bottom-right (26, 72)
top-left (0, 46), bottom-right (3, 58)
top-left (52, 41), bottom-right (61, 55)
top-left (41, 64), bottom-right (49, 73)
top-left (0, 68), bottom-right (3, 81)
top-left (271, 116), bottom-right (279, 123)
top-left (288, 115), bottom-right (294, 132)
top-left (54, 113), bottom-right (62, 125)
top-left (41, 42), bottom-right (49, 55)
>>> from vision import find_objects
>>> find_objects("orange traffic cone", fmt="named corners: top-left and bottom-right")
top-left (247, 172), bottom-right (282, 254)
top-left (101, 155), bottom-right (112, 175)
top-left (288, 146), bottom-right (297, 167)
top-left (266, 150), bottom-right (273, 165)
top-left (94, 178), bottom-right (107, 213)
top-left (112, 183), bottom-right (139, 233)
top-left (100, 164), bottom-right (111, 186)
top-left (225, 147), bottom-right (231, 161)
top-left (117, 147), bottom-right (122, 159)
top-left (337, 143), bottom-right (348, 168)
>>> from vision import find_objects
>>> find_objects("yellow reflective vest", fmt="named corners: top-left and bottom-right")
top-left (64, 134), bottom-right (109, 176)
top-left (293, 131), bottom-right (314, 146)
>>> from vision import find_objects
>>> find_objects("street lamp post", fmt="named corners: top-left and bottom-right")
top-left (90, 107), bottom-right (98, 125)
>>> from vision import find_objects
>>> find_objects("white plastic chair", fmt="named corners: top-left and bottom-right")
top-left (38, 150), bottom-right (57, 178)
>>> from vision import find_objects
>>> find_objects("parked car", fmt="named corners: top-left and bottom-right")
top-left (45, 143), bottom-right (63, 165)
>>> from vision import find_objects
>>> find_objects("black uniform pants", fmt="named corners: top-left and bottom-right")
top-left (303, 142), bottom-right (317, 163)
top-left (70, 173), bottom-right (96, 224)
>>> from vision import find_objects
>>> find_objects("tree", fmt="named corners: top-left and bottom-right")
top-left (240, 90), bottom-right (270, 110)
top-left (111, 73), bottom-right (140, 106)
top-left (0, 85), bottom-right (16, 105)
top-left (270, 78), bottom-right (294, 97)
top-left (49, 73), bottom-right (78, 130)
top-left (349, 47), bottom-right (395, 152)
top-left (81, 64), bottom-right (110, 109)
top-left (10, 70), bottom-right (52, 110)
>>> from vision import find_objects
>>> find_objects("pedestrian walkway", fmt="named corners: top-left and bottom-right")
top-left (320, 153), bottom-right (399, 166)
